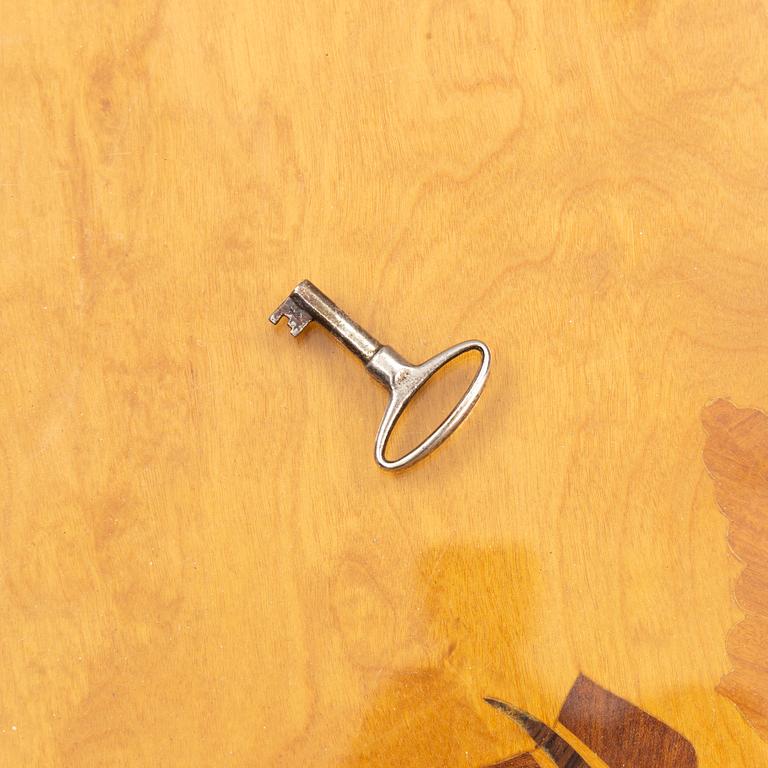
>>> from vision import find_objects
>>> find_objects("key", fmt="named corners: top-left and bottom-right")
top-left (269, 279), bottom-right (491, 470)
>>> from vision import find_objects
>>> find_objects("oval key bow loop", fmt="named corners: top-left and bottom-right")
top-left (366, 341), bottom-right (491, 470)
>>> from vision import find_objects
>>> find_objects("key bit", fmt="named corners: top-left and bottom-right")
top-left (269, 279), bottom-right (491, 470)
top-left (269, 297), bottom-right (312, 336)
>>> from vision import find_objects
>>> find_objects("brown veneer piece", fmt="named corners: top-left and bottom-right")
top-left (702, 398), bottom-right (768, 741)
top-left (558, 675), bottom-right (696, 768)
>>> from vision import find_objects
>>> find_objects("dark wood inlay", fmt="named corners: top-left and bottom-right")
top-left (558, 675), bottom-right (696, 767)
top-left (485, 698), bottom-right (589, 768)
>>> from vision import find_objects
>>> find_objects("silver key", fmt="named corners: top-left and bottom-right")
top-left (269, 280), bottom-right (491, 470)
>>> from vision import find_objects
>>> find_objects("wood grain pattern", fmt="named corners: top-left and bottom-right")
top-left (702, 399), bottom-right (768, 742)
top-left (2, 0), bottom-right (768, 765)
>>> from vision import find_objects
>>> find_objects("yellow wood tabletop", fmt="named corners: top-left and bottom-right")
top-left (2, 1), bottom-right (768, 766)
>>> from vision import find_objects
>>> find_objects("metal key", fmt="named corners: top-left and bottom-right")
top-left (269, 280), bottom-right (491, 470)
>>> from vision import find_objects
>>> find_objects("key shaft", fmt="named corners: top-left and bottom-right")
top-left (270, 279), bottom-right (381, 362)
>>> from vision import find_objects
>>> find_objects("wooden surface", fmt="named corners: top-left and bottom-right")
top-left (2, 1), bottom-right (768, 765)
